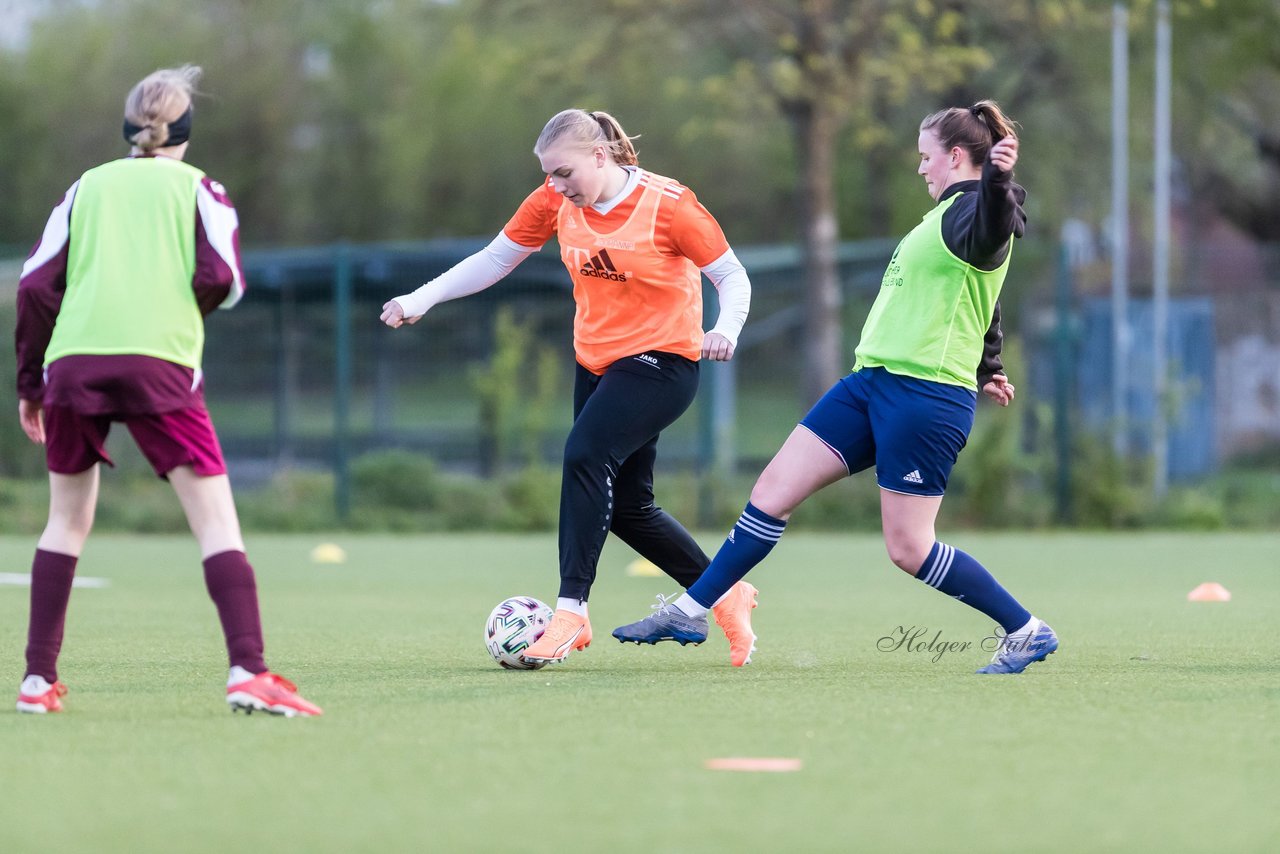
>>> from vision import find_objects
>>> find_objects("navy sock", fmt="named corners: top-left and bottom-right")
top-left (687, 502), bottom-right (786, 608)
top-left (917, 542), bottom-right (1031, 633)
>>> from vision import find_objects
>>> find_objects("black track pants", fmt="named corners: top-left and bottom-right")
top-left (557, 352), bottom-right (709, 601)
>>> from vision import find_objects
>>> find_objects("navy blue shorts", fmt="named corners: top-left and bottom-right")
top-left (799, 367), bottom-right (977, 496)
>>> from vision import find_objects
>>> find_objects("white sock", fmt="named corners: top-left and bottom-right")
top-left (1006, 616), bottom-right (1040, 643)
top-left (556, 598), bottom-right (588, 618)
top-left (673, 594), bottom-right (707, 619)
top-left (21, 674), bottom-right (52, 694)
top-left (228, 665), bottom-right (257, 687)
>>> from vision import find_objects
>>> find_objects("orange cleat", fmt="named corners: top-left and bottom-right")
top-left (16, 676), bottom-right (68, 714)
top-left (712, 581), bottom-right (759, 667)
top-left (227, 671), bottom-right (323, 717)
top-left (522, 610), bottom-right (593, 664)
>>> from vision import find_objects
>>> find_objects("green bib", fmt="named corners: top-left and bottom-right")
top-left (46, 157), bottom-right (205, 369)
top-left (853, 192), bottom-right (1010, 389)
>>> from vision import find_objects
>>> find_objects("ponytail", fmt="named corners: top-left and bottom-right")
top-left (921, 99), bottom-right (1019, 166)
top-left (123, 64), bottom-right (201, 152)
top-left (968, 100), bottom-right (1017, 144)
top-left (534, 108), bottom-right (640, 165)
top-left (588, 111), bottom-right (639, 166)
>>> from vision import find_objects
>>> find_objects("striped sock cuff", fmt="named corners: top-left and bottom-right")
top-left (734, 502), bottom-right (787, 544)
top-left (919, 542), bottom-right (956, 589)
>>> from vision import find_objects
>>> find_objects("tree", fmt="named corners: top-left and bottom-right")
top-left (712, 1), bottom-right (993, 402)
top-left (491, 0), bottom-right (997, 402)
top-left (1172, 0), bottom-right (1280, 241)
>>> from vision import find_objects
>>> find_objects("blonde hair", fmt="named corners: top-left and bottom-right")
top-left (124, 64), bottom-right (202, 151)
top-left (534, 109), bottom-right (639, 166)
top-left (920, 100), bottom-right (1019, 167)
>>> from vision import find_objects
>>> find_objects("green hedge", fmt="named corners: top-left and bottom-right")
top-left (1, 445), bottom-right (1277, 537)
top-left (2, 286), bottom-right (1277, 534)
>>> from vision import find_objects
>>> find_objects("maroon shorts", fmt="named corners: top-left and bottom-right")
top-left (43, 404), bottom-right (228, 478)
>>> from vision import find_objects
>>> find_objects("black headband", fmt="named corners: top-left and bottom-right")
top-left (123, 105), bottom-right (193, 148)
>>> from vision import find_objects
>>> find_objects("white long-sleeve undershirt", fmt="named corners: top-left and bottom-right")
top-left (392, 235), bottom-right (751, 346)
top-left (391, 233), bottom-right (535, 318)
top-left (701, 248), bottom-right (750, 347)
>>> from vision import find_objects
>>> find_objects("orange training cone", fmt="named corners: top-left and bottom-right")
top-left (1187, 582), bottom-right (1231, 602)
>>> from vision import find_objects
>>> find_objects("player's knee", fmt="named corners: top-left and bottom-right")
top-left (561, 436), bottom-right (609, 475)
top-left (884, 536), bottom-right (931, 575)
top-left (47, 505), bottom-right (95, 543)
top-left (747, 480), bottom-right (794, 521)
top-left (611, 500), bottom-right (651, 526)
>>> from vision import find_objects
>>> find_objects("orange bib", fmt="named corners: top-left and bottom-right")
top-left (557, 171), bottom-right (703, 374)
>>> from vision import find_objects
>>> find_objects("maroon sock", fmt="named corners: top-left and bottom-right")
top-left (25, 549), bottom-right (79, 683)
top-left (202, 550), bottom-right (268, 674)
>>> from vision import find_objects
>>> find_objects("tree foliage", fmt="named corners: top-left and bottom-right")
top-left (1170, 0), bottom-right (1280, 240)
top-left (0, 0), bottom-right (1271, 260)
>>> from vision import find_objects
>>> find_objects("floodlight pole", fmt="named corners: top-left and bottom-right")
top-left (1153, 0), bottom-right (1171, 497)
top-left (1111, 3), bottom-right (1130, 460)
top-left (334, 243), bottom-right (353, 521)
top-left (697, 277), bottom-right (737, 527)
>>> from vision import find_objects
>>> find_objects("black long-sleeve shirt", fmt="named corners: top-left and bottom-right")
top-left (936, 159), bottom-right (1027, 389)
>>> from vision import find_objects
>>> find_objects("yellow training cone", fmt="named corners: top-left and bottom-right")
top-left (310, 543), bottom-right (348, 564)
top-left (1187, 582), bottom-right (1231, 602)
top-left (626, 558), bottom-right (663, 577)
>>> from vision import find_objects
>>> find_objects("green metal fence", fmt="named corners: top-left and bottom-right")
top-left (205, 238), bottom-right (900, 517)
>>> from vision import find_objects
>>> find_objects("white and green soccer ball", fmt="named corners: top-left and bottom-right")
top-left (484, 596), bottom-right (554, 670)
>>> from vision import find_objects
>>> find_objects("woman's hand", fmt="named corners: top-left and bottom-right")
top-left (981, 374), bottom-right (1015, 406)
top-left (702, 332), bottom-right (736, 361)
top-left (380, 299), bottom-right (423, 329)
top-left (18, 398), bottom-right (45, 444)
top-left (989, 137), bottom-right (1019, 174)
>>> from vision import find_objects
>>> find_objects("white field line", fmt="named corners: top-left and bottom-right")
top-left (0, 573), bottom-right (110, 588)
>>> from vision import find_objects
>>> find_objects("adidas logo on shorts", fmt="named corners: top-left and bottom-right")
top-left (902, 470), bottom-right (924, 484)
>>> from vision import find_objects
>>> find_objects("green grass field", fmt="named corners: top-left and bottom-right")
top-left (1, 532), bottom-right (1276, 853)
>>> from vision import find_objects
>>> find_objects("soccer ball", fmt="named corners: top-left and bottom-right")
top-left (484, 596), bottom-right (554, 670)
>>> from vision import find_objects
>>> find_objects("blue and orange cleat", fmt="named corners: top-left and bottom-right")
top-left (976, 621), bottom-right (1059, 674)
top-left (612, 594), bottom-right (708, 646)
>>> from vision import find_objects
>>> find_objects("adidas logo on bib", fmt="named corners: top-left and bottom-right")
top-left (580, 248), bottom-right (629, 282)
top-left (902, 470), bottom-right (924, 484)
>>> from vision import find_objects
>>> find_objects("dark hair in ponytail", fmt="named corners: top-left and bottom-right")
top-left (920, 100), bottom-right (1019, 166)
